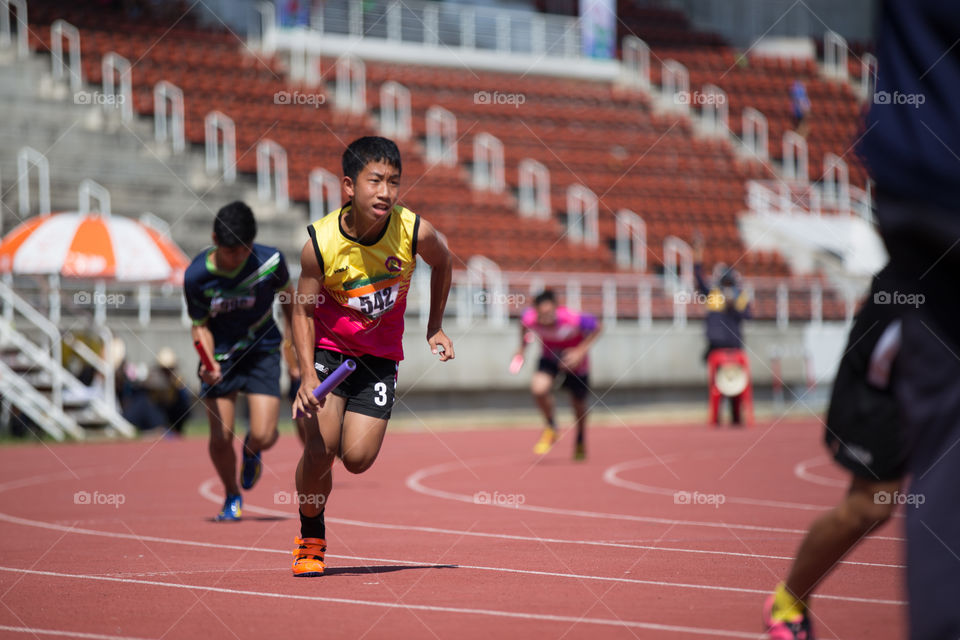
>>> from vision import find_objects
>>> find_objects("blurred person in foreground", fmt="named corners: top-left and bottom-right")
top-left (767, 2), bottom-right (960, 638)
top-left (762, 267), bottom-right (907, 640)
top-left (855, 2), bottom-right (960, 638)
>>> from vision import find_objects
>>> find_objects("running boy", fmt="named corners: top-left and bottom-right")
top-left (290, 136), bottom-right (454, 576)
top-left (516, 290), bottom-right (601, 460)
top-left (183, 202), bottom-right (293, 521)
top-left (763, 266), bottom-right (906, 639)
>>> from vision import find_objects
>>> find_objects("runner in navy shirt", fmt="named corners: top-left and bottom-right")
top-left (183, 202), bottom-right (295, 521)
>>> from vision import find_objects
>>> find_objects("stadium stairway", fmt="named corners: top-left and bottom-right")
top-left (0, 276), bottom-right (136, 440)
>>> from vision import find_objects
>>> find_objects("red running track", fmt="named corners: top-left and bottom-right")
top-left (0, 420), bottom-right (905, 639)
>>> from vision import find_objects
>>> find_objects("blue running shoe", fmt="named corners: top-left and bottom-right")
top-left (240, 433), bottom-right (262, 490)
top-left (215, 493), bottom-right (242, 521)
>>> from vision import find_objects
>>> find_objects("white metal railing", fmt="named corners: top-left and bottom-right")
top-left (0, 278), bottom-right (64, 424)
top-left (62, 326), bottom-right (117, 418)
top-left (781, 130), bottom-right (808, 183)
top-left (335, 56), bottom-right (366, 113)
top-left (663, 235), bottom-right (694, 326)
top-left (379, 81), bottom-right (411, 140)
top-left (0, 281), bottom-right (136, 438)
top-left (0, 357), bottom-right (77, 440)
top-left (747, 178), bottom-right (872, 220)
top-left (5, 267), bottom-right (856, 329)
top-left (51, 19), bottom-right (82, 94)
top-left (700, 84), bottom-right (728, 134)
top-left (741, 107), bottom-right (768, 160)
top-left (615, 209), bottom-right (646, 272)
top-left (458, 255), bottom-right (507, 326)
top-left (621, 35), bottom-right (650, 90)
top-left (0, 0), bottom-right (29, 59)
top-left (154, 80), bottom-right (185, 153)
top-left (821, 153), bottom-right (850, 212)
top-left (249, 1), bottom-right (277, 54)
top-left (566, 184), bottom-right (599, 246)
top-left (425, 105), bottom-right (457, 166)
top-left (661, 59), bottom-right (689, 112)
top-left (257, 139), bottom-right (290, 211)
top-left (17, 146), bottom-right (51, 217)
top-left (309, 167), bottom-right (340, 219)
top-left (823, 30), bottom-right (848, 81)
top-left (78, 179), bottom-right (111, 215)
top-left (289, 37), bottom-right (321, 86)
top-left (517, 158), bottom-right (550, 219)
top-left (101, 52), bottom-right (133, 122)
top-left (472, 132), bottom-right (504, 192)
top-left (860, 52), bottom-right (878, 100)
top-left (307, 0), bottom-right (581, 59)
top-left (204, 111), bottom-right (237, 184)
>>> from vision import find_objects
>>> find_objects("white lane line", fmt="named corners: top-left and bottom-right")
top-left (604, 458), bottom-right (834, 511)
top-left (0, 624), bottom-right (154, 640)
top-left (0, 565), bottom-right (811, 638)
top-left (404, 459), bottom-right (907, 541)
top-left (794, 456), bottom-right (848, 488)
top-left (603, 459), bottom-right (906, 527)
top-left (0, 510), bottom-right (904, 606)
top-left (196, 478), bottom-right (904, 570)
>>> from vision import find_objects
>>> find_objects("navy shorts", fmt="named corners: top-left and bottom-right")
top-left (824, 273), bottom-right (906, 482)
top-left (314, 348), bottom-right (399, 420)
top-left (537, 356), bottom-right (590, 400)
top-left (200, 348), bottom-right (281, 399)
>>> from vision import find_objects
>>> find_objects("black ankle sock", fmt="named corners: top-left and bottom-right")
top-left (546, 417), bottom-right (557, 430)
top-left (576, 431), bottom-right (585, 445)
top-left (299, 508), bottom-right (326, 539)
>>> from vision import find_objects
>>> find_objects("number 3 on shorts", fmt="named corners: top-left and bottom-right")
top-left (374, 382), bottom-right (388, 407)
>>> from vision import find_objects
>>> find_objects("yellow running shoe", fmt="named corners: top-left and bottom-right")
top-left (573, 442), bottom-right (586, 461)
top-left (533, 428), bottom-right (557, 454)
top-left (292, 537), bottom-right (326, 577)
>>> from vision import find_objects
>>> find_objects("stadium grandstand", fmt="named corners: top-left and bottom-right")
top-left (0, 0), bottom-right (884, 438)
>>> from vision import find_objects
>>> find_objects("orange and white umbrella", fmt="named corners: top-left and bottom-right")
top-left (0, 212), bottom-right (189, 283)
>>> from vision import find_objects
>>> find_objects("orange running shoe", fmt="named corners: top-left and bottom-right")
top-left (533, 428), bottom-right (557, 454)
top-left (292, 537), bottom-right (326, 577)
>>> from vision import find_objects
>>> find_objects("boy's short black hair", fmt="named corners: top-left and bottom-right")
top-left (534, 290), bottom-right (557, 306)
top-left (342, 136), bottom-right (402, 182)
top-left (213, 201), bottom-right (257, 247)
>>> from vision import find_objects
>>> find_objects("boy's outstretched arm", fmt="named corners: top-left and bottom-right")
top-left (291, 240), bottom-right (325, 418)
top-left (416, 218), bottom-right (455, 362)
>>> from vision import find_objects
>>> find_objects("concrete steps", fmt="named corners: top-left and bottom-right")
top-left (0, 54), bottom-right (307, 261)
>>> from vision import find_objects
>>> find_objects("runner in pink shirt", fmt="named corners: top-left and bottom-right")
top-left (515, 290), bottom-right (601, 460)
